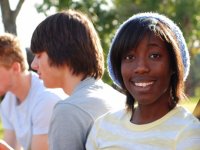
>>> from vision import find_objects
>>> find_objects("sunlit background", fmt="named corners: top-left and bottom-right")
top-left (0, 1), bottom-right (45, 48)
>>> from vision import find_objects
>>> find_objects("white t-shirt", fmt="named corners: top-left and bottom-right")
top-left (0, 72), bottom-right (67, 150)
top-left (86, 106), bottom-right (200, 150)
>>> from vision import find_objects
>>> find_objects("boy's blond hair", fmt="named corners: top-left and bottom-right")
top-left (0, 33), bottom-right (28, 71)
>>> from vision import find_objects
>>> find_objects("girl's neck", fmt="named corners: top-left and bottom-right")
top-left (130, 98), bottom-right (172, 124)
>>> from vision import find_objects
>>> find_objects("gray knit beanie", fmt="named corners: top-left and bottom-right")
top-left (107, 12), bottom-right (190, 87)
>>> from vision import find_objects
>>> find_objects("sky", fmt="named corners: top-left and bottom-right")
top-left (0, 1), bottom-right (46, 48)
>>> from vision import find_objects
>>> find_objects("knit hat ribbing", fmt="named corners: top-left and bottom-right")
top-left (107, 12), bottom-right (190, 87)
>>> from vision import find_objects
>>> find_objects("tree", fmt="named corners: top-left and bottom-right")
top-left (0, 0), bottom-right (25, 101)
top-left (0, 0), bottom-right (24, 35)
top-left (35, 0), bottom-right (200, 96)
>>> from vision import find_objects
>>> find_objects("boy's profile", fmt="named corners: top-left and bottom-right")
top-left (0, 33), bottom-right (67, 150)
top-left (31, 9), bottom-right (125, 150)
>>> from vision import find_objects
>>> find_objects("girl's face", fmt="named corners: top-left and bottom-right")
top-left (121, 34), bottom-right (173, 107)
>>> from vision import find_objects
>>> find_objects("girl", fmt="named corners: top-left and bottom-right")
top-left (86, 12), bottom-right (200, 150)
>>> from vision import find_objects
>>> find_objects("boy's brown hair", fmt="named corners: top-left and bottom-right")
top-left (31, 9), bottom-right (104, 79)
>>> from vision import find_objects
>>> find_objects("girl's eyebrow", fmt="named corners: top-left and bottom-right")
top-left (147, 42), bottom-right (165, 49)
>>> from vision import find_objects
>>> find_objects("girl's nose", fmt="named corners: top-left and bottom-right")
top-left (134, 58), bottom-right (150, 74)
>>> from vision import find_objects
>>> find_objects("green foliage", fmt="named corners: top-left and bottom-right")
top-left (195, 87), bottom-right (200, 97)
top-left (114, 0), bottom-right (200, 51)
top-left (0, 96), bottom-right (4, 102)
top-left (186, 54), bottom-right (200, 96)
top-left (35, 0), bottom-right (200, 95)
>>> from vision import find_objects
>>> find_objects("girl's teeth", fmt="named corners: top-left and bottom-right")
top-left (135, 82), bottom-right (153, 87)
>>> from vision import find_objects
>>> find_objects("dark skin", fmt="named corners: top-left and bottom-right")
top-left (121, 34), bottom-right (173, 124)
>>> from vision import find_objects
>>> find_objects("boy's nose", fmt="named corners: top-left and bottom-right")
top-left (31, 57), bottom-right (38, 71)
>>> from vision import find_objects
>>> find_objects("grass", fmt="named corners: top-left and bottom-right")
top-left (180, 97), bottom-right (199, 113)
top-left (0, 119), bottom-right (3, 139)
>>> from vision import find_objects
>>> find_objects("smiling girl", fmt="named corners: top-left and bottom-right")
top-left (86, 12), bottom-right (200, 150)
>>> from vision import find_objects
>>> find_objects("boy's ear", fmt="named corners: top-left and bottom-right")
top-left (11, 62), bottom-right (21, 73)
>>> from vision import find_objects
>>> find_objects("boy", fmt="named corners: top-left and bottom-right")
top-left (31, 10), bottom-right (125, 150)
top-left (0, 33), bottom-right (67, 150)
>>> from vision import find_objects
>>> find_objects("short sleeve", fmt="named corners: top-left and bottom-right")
top-left (31, 93), bottom-right (60, 134)
top-left (0, 107), bottom-right (14, 130)
top-left (86, 122), bottom-right (98, 150)
top-left (48, 102), bottom-right (93, 150)
top-left (176, 120), bottom-right (200, 150)
top-left (0, 94), bottom-right (14, 130)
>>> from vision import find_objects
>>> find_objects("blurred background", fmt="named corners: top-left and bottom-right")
top-left (1, 0), bottom-right (200, 137)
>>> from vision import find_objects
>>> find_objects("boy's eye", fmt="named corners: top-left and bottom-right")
top-left (35, 54), bottom-right (41, 59)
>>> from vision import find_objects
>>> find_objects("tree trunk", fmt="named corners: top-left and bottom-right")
top-left (0, 0), bottom-right (25, 35)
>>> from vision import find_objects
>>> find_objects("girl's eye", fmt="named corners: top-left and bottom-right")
top-left (123, 55), bottom-right (135, 61)
top-left (150, 53), bottom-right (160, 59)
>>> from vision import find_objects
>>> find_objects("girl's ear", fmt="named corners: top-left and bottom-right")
top-left (11, 62), bottom-right (21, 73)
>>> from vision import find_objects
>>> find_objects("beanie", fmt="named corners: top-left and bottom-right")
top-left (107, 12), bottom-right (190, 87)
